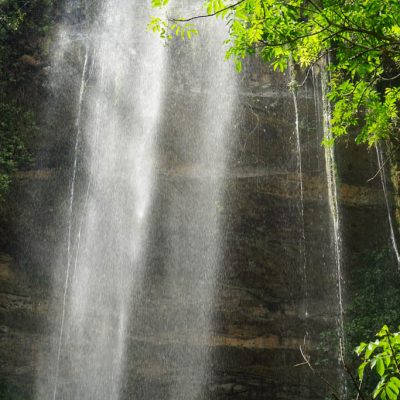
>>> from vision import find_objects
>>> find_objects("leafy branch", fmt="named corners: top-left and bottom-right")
top-left (298, 325), bottom-right (400, 400)
top-left (356, 325), bottom-right (400, 400)
top-left (150, 0), bottom-right (400, 147)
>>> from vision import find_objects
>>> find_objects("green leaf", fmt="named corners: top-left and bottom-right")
top-left (376, 357), bottom-right (385, 376)
top-left (356, 342), bottom-right (368, 355)
top-left (366, 342), bottom-right (378, 359)
top-left (387, 379), bottom-right (400, 396)
top-left (378, 325), bottom-right (390, 337)
top-left (373, 379), bottom-right (386, 399)
top-left (358, 361), bottom-right (368, 380)
top-left (390, 377), bottom-right (400, 387)
top-left (386, 384), bottom-right (398, 400)
top-left (151, 0), bottom-right (169, 7)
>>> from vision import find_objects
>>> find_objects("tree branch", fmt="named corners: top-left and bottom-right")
top-left (298, 345), bottom-right (343, 400)
top-left (342, 362), bottom-right (370, 400)
top-left (169, 0), bottom-right (245, 23)
top-left (386, 331), bottom-right (400, 376)
top-left (258, 25), bottom-right (332, 48)
top-left (367, 142), bottom-right (400, 182)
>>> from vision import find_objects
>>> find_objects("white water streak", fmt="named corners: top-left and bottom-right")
top-left (321, 65), bottom-right (345, 361)
top-left (71, 60), bottom-right (104, 283)
top-left (289, 63), bottom-right (308, 320)
top-left (52, 42), bottom-right (90, 400)
top-left (375, 143), bottom-right (400, 269)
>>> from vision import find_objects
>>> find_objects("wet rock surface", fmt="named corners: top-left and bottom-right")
top-left (0, 33), bottom-right (399, 400)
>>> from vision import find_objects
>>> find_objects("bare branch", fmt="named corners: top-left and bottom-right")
top-left (342, 362), bottom-right (369, 400)
top-left (367, 150), bottom-right (391, 182)
top-left (380, 72), bottom-right (400, 81)
top-left (169, 0), bottom-right (245, 23)
top-left (298, 345), bottom-right (343, 400)
top-left (367, 141), bottom-right (400, 182)
top-left (259, 24), bottom-right (332, 47)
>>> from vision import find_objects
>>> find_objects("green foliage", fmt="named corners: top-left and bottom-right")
top-left (0, 0), bottom-right (55, 87)
top-left (151, 0), bottom-right (169, 8)
top-left (345, 250), bottom-right (400, 350)
top-left (150, 0), bottom-right (400, 146)
top-left (314, 250), bottom-right (400, 398)
top-left (0, 0), bottom-right (54, 57)
top-left (148, 17), bottom-right (198, 40)
top-left (356, 325), bottom-right (400, 400)
top-left (0, 0), bottom-right (55, 201)
top-left (344, 251), bottom-right (400, 399)
top-left (0, 2), bottom-right (25, 35)
top-left (0, 102), bottom-right (35, 200)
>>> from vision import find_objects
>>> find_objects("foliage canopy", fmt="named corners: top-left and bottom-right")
top-left (150, 0), bottom-right (400, 146)
top-left (356, 325), bottom-right (400, 400)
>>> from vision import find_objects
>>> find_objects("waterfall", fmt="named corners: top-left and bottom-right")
top-left (288, 61), bottom-right (309, 329)
top-left (168, 18), bottom-right (237, 396)
top-left (53, 40), bottom-right (90, 400)
top-left (129, 10), bottom-right (237, 398)
top-left (291, 84), bottom-right (308, 321)
top-left (37, 0), bottom-right (237, 399)
top-left (38, 1), bottom-right (166, 399)
top-left (320, 66), bottom-right (346, 366)
top-left (375, 144), bottom-right (400, 268)
top-left (32, 0), bottom-right (366, 398)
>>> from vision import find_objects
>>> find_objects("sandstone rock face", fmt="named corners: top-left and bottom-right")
top-left (115, 57), bottom-right (339, 399)
top-left (1, 22), bottom-right (399, 400)
top-left (0, 252), bottom-right (48, 397)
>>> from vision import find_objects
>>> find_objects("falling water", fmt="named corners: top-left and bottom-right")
top-left (289, 64), bottom-right (308, 322)
top-left (135, 8), bottom-right (237, 398)
top-left (32, 0), bottom-right (365, 398)
top-left (38, 1), bottom-right (166, 398)
top-left (320, 66), bottom-right (346, 362)
top-left (375, 144), bottom-right (400, 268)
top-left (36, 0), bottom-right (238, 398)
top-left (311, 66), bottom-right (322, 165)
top-left (53, 40), bottom-right (90, 400)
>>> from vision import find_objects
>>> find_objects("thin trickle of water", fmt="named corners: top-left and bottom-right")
top-left (52, 41), bottom-right (90, 400)
top-left (321, 65), bottom-right (345, 361)
top-left (375, 143), bottom-right (400, 268)
top-left (71, 61), bottom-right (104, 281)
top-left (311, 66), bottom-right (322, 168)
top-left (291, 92), bottom-right (305, 228)
top-left (289, 65), bottom-right (308, 321)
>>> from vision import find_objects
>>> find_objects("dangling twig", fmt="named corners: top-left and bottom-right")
top-left (298, 345), bottom-right (342, 400)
